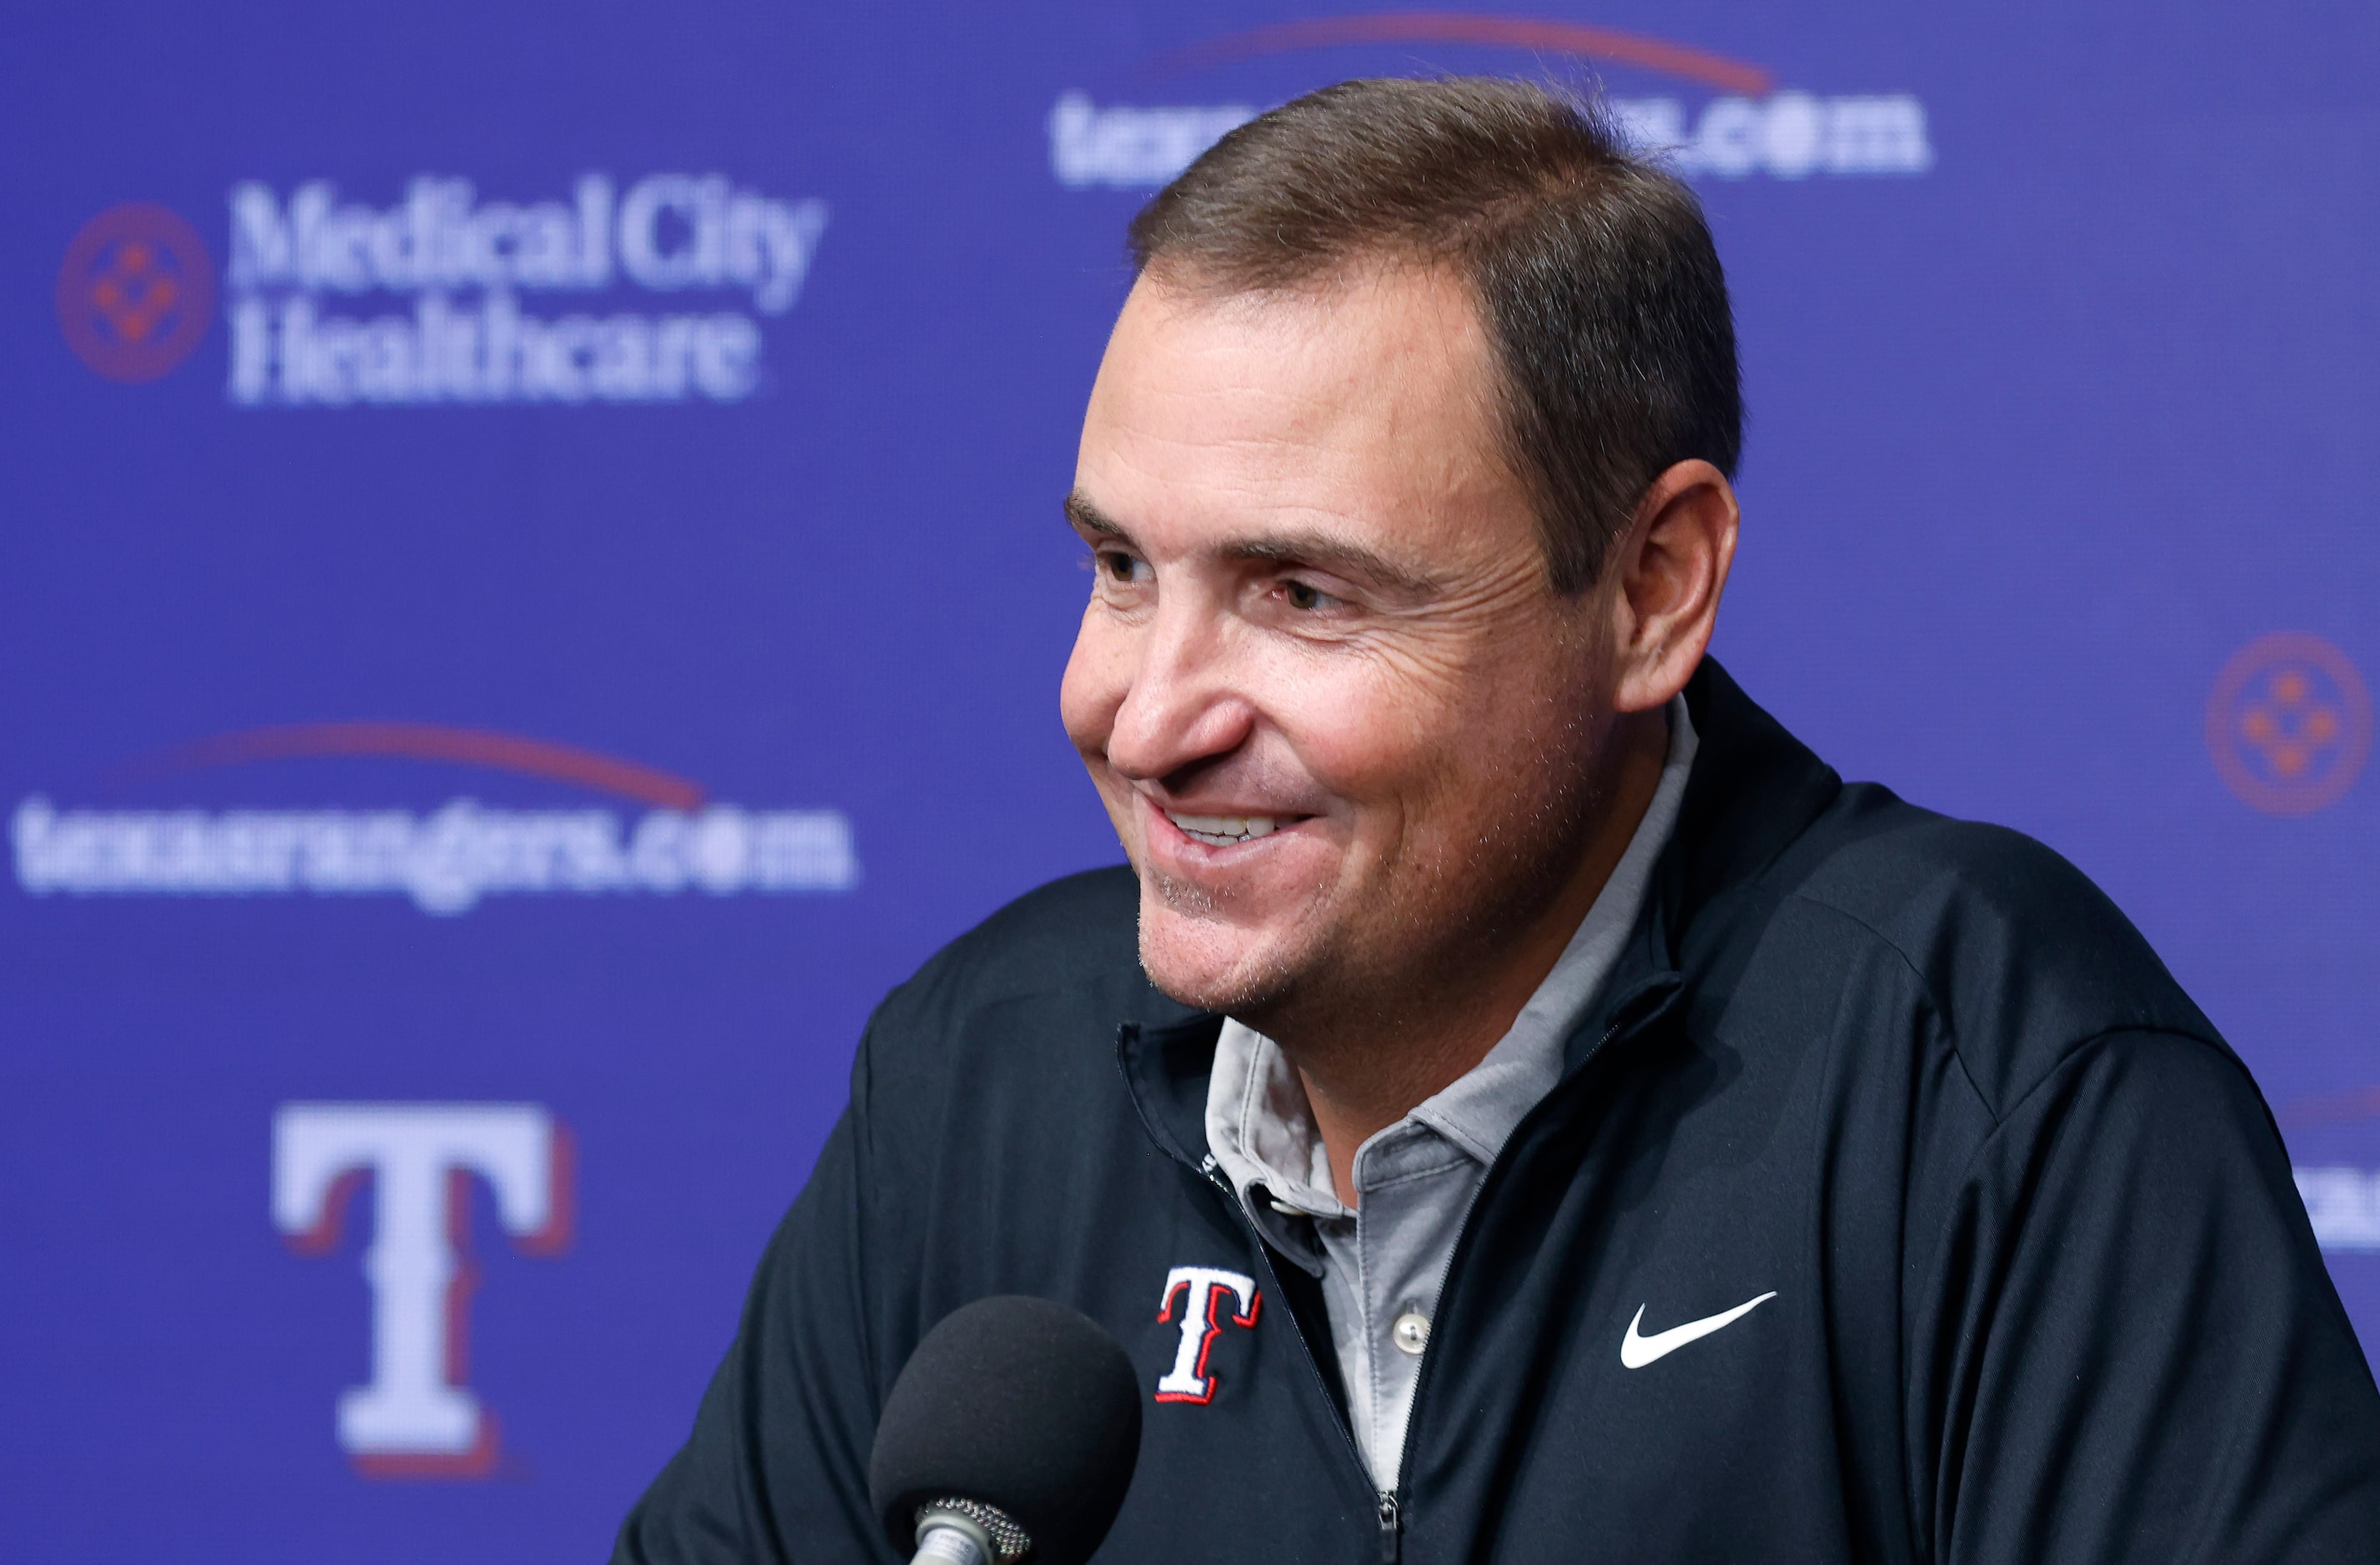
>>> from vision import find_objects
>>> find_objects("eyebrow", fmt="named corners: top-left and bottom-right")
top-left (1228, 532), bottom-right (1439, 598)
top-left (1063, 488), bottom-right (1439, 598)
top-left (1064, 489), bottom-right (1128, 539)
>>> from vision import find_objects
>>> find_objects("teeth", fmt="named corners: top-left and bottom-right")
top-left (1168, 812), bottom-right (1282, 846)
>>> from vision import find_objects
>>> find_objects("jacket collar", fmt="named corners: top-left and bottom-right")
top-left (1118, 657), bottom-right (1844, 1172)
top-left (1659, 657), bottom-right (1844, 964)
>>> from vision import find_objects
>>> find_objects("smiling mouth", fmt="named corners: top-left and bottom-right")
top-left (1163, 811), bottom-right (1291, 848)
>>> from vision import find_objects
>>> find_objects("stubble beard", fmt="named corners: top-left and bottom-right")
top-left (1138, 864), bottom-right (1318, 1019)
top-left (1133, 733), bottom-right (1614, 1057)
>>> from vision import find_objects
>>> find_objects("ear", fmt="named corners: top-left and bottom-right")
top-left (1603, 458), bottom-right (1740, 714)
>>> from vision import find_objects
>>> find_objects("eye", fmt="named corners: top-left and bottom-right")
top-left (1282, 579), bottom-right (1336, 612)
top-left (1098, 549), bottom-right (1152, 584)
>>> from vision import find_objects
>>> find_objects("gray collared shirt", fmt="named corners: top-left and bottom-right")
top-left (1203, 697), bottom-right (1698, 1489)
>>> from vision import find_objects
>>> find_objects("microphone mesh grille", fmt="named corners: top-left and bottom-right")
top-left (921, 1497), bottom-right (1033, 1563)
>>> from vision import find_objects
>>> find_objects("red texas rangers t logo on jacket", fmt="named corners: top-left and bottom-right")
top-left (1154, 1266), bottom-right (1261, 1403)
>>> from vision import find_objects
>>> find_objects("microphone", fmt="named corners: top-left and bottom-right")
top-left (868, 1295), bottom-right (1142, 1565)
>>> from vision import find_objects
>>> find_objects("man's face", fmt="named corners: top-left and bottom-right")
top-left (1061, 264), bottom-right (1626, 1020)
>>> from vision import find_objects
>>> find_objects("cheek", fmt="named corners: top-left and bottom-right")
top-left (1283, 642), bottom-right (1585, 830)
top-left (1266, 652), bottom-right (1471, 804)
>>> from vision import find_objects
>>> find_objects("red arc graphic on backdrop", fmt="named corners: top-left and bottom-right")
top-left (2278, 1087), bottom-right (2380, 1132)
top-left (2205, 632), bottom-right (2372, 816)
top-left (56, 202), bottom-right (216, 382)
top-left (1147, 12), bottom-right (1775, 93)
top-left (114, 721), bottom-right (709, 809)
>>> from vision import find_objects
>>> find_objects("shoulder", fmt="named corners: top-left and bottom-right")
top-left (909, 862), bottom-right (1143, 1002)
top-left (1768, 784), bottom-right (2224, 1117)
top-left (858, 863), bottom-right (1180, 1077)
top-left (878, 862), bottom-right (1155, 1022)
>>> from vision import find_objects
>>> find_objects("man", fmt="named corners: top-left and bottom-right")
top-left (618, 78), bottom-right (2380, 1562)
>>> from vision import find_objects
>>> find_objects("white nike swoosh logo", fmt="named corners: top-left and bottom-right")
top-left (1619, 1292), bottom-right (1778, 1368)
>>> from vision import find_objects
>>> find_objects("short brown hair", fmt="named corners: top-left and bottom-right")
top-left (1128, 77), bottom-right (1742, 593)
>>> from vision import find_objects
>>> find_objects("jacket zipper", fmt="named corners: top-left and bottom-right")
top-left (1192, 1158), bottom-right (1391, 1558)
top-left (1374, 1003), bottom-right (1651, 1562)
top-left (1142, 981), bottom-right (1671, 1565)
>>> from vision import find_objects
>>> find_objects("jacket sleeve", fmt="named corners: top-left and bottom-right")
top-left (611, 1031), bottom-right (901, 1565)
top-left (1921, 1028), bottom-right (2380, 1563)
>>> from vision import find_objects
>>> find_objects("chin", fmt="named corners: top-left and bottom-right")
top-left (1135, 893), bottom-right (1304, 1018)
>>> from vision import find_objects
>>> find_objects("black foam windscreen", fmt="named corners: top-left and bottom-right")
top-left (868, 1295), bottom-right (1142, 1565)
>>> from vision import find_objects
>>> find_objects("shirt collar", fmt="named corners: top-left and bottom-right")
top-left (1205, 696), bottom-right (1700, 1216)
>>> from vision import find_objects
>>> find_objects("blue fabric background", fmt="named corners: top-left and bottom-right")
top-left (7, 4), bottom-right (2378, 1558)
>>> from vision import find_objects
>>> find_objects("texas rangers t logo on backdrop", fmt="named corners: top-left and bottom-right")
top-left (1154, 1266), bottom-right (1260, 1403)
top-left (272, 1103), bottom-right (572, 1476)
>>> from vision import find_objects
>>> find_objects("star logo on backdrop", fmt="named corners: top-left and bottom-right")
top-left (2206, 632), bottom-right (2372, 815)
top-left (55, 202), bottom-right (216, 382)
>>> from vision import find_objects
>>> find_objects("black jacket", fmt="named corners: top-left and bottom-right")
top-left (617, 662), bottom-right (2380, 1563)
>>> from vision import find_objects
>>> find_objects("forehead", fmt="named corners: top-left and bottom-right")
top-left (1076, 266), bottom-right (1535, 568)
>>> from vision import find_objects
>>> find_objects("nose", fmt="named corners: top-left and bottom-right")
top-left (1101, 596), bottom-right (1257, 787)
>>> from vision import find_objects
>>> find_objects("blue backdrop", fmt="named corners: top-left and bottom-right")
top-left (8, 3), bottom-right (2379, 1559)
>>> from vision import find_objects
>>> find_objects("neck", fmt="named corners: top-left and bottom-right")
top-left (1271, 706), bottom-right (1669, 1204)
